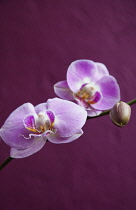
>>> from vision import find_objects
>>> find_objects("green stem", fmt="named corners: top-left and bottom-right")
top-left (127, 98), bottom-right (136, 106)
top-left (87, 98), bottom-right (136, 119)
top-left (0, 157), bottom-right (13, 171)
top-left (0, 98), bottom-right (136, 171)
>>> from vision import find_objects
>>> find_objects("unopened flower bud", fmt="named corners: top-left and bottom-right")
top-left (110, 102), bottom-right (131, 127)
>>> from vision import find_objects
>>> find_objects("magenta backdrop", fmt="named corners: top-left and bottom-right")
top-left (0, 0), bottom-right (136, 210)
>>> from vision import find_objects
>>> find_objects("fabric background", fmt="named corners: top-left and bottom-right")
top-left (0, 0), bottom-right (136, 209)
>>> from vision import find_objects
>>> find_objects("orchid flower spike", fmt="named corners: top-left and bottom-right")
top-left (0, 98), bottom-right (87, 158)
top-left (54, 60), bottom-right (120, 116)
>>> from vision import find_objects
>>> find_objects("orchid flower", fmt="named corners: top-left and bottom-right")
top-left (0, 98), bottom-right (87, 158)
top-left (54, 60), bottom-right (120, 116)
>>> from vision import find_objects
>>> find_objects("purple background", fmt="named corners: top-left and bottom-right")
top-left (0, 0), bottom-right (136, 209)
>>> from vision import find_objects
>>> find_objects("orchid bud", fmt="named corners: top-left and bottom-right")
top-left (110, 102), bottom-right (131, 127)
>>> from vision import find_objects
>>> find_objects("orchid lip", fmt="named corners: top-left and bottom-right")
top-left (19, 128), bottom-right (57, 140)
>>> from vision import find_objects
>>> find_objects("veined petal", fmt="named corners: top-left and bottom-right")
top-left (54, 80), bottom-right (74, 100)
top-left (92, 75), bottom-right (120, 110)
top-left (47, 98), bottom-right (87, 137)
top-left (0, 103), bottom-right (36, 149)
top-left (10, 136), bottom-right (46, 158)
top-left (67, 60), bottom-right (96, 93)
top-left (48, 129), bottom-right (83, 144)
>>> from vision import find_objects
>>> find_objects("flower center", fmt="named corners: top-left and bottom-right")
top-left (23, 110), bottom-right (55, 134)
top-left (35, 113), bottom-right (51, 133)
top-left (75, 84), bottom-right (100, 104)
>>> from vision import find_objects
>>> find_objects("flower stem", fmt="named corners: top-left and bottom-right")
top-left (0, 157), bottom-right (13, 171)
top-left (87, 98), bottom-right (136, 119)
top-left (127, 98), bottom-right (136, 106)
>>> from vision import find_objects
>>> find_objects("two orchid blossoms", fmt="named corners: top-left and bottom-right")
top-left (0, 60), bottom-right (132, 159)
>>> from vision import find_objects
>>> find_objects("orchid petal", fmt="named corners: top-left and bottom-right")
top-left (46, 110), bottom-right (55, 124)
top-left (47, 98), bottom-right (87, 137)
top-left (48, 129), bottom-right (83, 144)
top-left (92, 76), bottom-right (120, 110)
top-left (54, 80), bottom-right (74, 100)
top-left (23, 114), bottom-right (37, 132)
top-left (0, 103), bottom-right (36, 149)
top-left (87, 109), bottom-right (102, 117)
top-left (67, 60), bottom-right (96, 93)
top-left (93, 62), bottom-right (109, 82)
top-left (10, 137), bottom-right (46, 158)
top-left (34, 103), bottom-right (47, 114)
